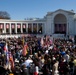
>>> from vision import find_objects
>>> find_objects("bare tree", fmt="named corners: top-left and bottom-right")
top-left (0, 11), bottom-right (11, 19)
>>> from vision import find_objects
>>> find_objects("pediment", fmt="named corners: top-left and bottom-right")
top-left (46, 9), bottom-right (75, 16)
top-left (54, 9), bottom-right (75, 14)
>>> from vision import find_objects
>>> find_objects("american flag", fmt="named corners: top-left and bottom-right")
top-left (4, 43), bottom-right (9, 66)
top-left (4, 43), bottom-right (14, 70)
top-left (4, 43), bottom-right (8, 54)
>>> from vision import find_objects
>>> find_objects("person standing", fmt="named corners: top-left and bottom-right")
top-left (52, 60), bottom-right (59, 75)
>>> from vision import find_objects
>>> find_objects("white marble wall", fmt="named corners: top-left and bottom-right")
top-left (0, 20), bottom-right (45, 34)
top-left (45, 9), bottom-right (75, 37)
top-left (0, 9), bottom-right (76, 38)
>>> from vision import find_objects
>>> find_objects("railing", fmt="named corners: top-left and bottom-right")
top-left (52, 34), bottom-right (65, 39)
top-left (0, 33), bottom-right (44, 38)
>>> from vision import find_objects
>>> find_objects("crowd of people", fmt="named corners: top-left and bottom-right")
top-left (0, 35), bottom-right (76, 75)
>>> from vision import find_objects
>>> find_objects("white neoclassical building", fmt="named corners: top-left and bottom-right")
top-left (0, 9), bottom-right (76, 38)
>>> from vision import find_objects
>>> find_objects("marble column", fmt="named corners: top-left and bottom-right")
top-left (4, 23), bottom-right (6, 34)
top-left (26, 23), bottom-right (28, 33)
top-left (10, 23), bottom-right (11, 34)
top-left (15, 23), bottom-right (17, 34)
top-left (21, 23), bottom-right (23, 33)
top-left (32, 23), bottom-right (33, 33)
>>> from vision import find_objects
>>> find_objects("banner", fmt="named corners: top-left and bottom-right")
top-left (17, 24), bottom-right (21, 28)
top-left (0, 24), bottom-right (3, 29)
top-left (23, 24), bottom-right (26, 28)
top-left (6, 24), bottom-right (9, 29)
top-left (12, 25), bottom-right (15, 29)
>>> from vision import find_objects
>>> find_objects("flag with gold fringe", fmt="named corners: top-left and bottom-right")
top-left (22, 43), bottom-right (28, 56)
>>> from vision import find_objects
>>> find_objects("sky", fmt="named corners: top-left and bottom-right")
top-left (0, 0), bottom-right (76, 20)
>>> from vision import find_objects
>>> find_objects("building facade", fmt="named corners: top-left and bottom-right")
top-left (0, 9), bottom-right (76, 38)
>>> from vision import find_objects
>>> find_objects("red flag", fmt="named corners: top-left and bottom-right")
top-left (22, 44), bottom-right (28, 56)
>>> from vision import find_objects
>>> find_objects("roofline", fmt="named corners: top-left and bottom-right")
top-left (0, 19), bottom-right (46, 22)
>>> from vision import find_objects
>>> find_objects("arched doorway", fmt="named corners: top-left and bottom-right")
top-left (54, 14), bottom-right (67, 34)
